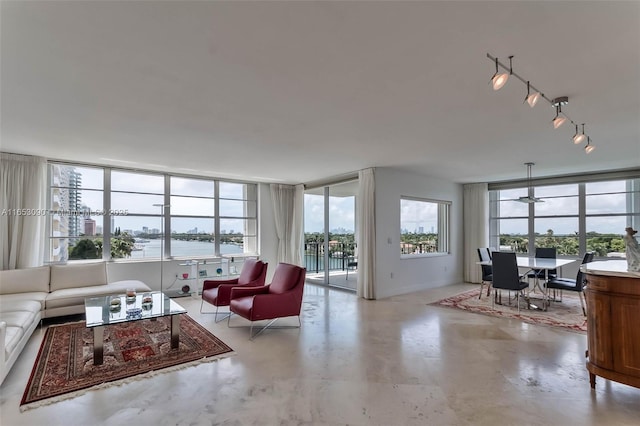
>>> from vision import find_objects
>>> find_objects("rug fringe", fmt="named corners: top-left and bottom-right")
top-left (20, 352), bottom-right (235, 412)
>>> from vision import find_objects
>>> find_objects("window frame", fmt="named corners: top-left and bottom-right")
top-left (400, 196), bottom-right (451, 259)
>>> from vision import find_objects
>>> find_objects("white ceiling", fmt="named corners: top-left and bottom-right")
top-left (2, 1), bottom-right (639, 185)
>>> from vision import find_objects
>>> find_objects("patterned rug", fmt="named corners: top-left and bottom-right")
top-left (430, 287), bottom-right (587, 333)
top-left (21, 314), bottom-right (233, 411)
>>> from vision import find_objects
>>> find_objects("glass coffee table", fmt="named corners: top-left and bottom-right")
top-left (84, 291), bottom-right (187, 365)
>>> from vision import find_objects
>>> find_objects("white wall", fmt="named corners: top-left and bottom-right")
top-left (374, 167), bottom-right (463, 299)
top-left (106, 182), bottom-right (280, 288)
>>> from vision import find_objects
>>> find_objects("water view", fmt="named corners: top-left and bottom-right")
top-left (130, 239), bottom-right (243, 259)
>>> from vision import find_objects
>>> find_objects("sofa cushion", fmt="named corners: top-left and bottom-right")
top-left (0, 266), bottom-right (50, 294)
top-left (45, 280), bottom-right (151, 310)
top-left (0, 293), bottom-right (48, 311)
top-left (50, 262), bottom-right (107, 291)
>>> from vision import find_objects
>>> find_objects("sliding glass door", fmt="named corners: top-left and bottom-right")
top-left (304, 180), bottom-right (357, 290)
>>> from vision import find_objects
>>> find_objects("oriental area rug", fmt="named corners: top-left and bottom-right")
top-left (21, 315), bottom-right (234, 411)
top-left (430, 287), bottom-right (587, 333)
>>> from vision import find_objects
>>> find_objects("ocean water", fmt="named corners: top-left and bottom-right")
top-left (130, 239), bottom-right (242, 259)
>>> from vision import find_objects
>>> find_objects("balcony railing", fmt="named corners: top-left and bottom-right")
top-left (304, 241), bottom-right (356, 273)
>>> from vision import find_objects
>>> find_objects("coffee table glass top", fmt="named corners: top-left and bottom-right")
top-left (85, 291), bottom-right (187, 328)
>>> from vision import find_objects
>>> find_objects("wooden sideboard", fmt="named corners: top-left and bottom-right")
top-left (583, 260), bottom-right (640, 390)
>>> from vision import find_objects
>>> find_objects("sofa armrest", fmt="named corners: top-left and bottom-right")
top-left (0, 321), bottom-right (6, 366)
top-left (230, 285), bottom-right (270, 299)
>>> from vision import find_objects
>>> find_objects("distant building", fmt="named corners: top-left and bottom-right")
top-left (84, 218), bottom-right (96, 236)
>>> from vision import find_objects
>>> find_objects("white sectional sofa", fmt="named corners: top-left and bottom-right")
top-left (0, 262), bottom-right (151, 385)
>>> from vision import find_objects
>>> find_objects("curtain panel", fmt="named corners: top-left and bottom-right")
top-left (0, 153), bottom-right (47, 269)
top-left (357, 168), bottom-right (376, 299)
top-left (270, 184), bottom-right (304, 266)
top-left (463, 182), bottom-right (489, 283)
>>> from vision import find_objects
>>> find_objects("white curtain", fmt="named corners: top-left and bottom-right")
top-left (357, 168), bottom-right (376, 299)
top-left (463, 183), bottom-right (489, 283)
top-left (270, 183), bottom-right (304, 266)
top-left (0, 153), bottom-right (47, 270)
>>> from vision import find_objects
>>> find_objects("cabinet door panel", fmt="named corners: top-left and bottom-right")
top-left (611, 296), bottom-right (640, 378)
top-left (585, 289), bottom-right (612, 369)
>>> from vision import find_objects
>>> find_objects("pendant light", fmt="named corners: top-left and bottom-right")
top-left (516, 162), bottom-right (544, 203)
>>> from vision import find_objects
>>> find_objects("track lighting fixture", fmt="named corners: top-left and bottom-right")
top-left (524, 81), bottom-right (540, 107)
top-left (491, 56), bottom-right (512, 90)
top-left (573, 124), bottom-right (586, 145)
top-left (487, 53), bottom-right (597, 154)
top-left (585, 137), bottom-right (595, 154)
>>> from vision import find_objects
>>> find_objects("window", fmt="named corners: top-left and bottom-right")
top-left (112, 170), bottom-right (164, 260)
top-left (46, 163), bottom-right (258, 262)
top-left (218, 182), bottom-right (258, 255)
top-left (490, 176), bottom-right (640, 258)
top-left (400, 197), bottom-right (450, 256)
top-left (48, 164), bottom-right (104, 262)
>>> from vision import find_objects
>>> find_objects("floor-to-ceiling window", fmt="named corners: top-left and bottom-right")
top-left (489, 172), bottom-right (640, 258)
top-left (46, 162), bottom-right (258, 262)
top-left (304, 179), bottom-right (358, 290)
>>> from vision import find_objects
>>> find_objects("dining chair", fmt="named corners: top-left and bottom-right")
top-left (546, 252), bottom-right (594, 315)
top-left (476, 248), bottom-right (492, 299)
top-left (491, 252), bottom-right (529, 312)
top-left (527, 247), bottom-right (557, 290)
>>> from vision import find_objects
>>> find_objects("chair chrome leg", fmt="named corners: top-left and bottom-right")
top-left (201, 301), bottom-right (232, 322)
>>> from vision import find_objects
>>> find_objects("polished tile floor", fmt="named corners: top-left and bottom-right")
top-left (1, 283), bottom-right (639, 426)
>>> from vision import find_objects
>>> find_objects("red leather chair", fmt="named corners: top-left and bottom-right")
top-left (200, 258), bottom-right (268, 322)
top-left (228, 262), bottom-right (306, 339)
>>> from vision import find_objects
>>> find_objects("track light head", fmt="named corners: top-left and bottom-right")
top-left (491, 56), bottom-right (512, 91)
top-left (585, 137), bottom-right (595, 154)
top-left (552, 98), bottom-right (568, 129)
top-left (573, 123), bottom-right (586, 144)
top-left (524, 81), bottom-right (540, 107)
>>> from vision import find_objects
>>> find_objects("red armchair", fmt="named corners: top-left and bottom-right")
top-left (200, 258), bottom-right (268, 321)
top-left (229, 262), bottom-right (306, 339)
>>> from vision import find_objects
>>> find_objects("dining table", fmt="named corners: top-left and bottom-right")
top-left (478, 255), bottom-right (577, 310)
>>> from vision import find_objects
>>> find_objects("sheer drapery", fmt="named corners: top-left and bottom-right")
top-left (357, 168), bottom-right (376, 299)
top-left (0, 153), bottom-right (47, 269)
top-left (270, 184), bottom-right (304, 266)
top-left (463, 183), bottom-right (489, 283)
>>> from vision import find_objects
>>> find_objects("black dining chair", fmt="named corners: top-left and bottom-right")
top-left (527, 247), bottom-right (557, 289)
top-left (546, 252), bottom-right (594, 316)
top-left (491, 251), bottom-right (529, 312)
top-left (476, 248), bottom-right (492, 299)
